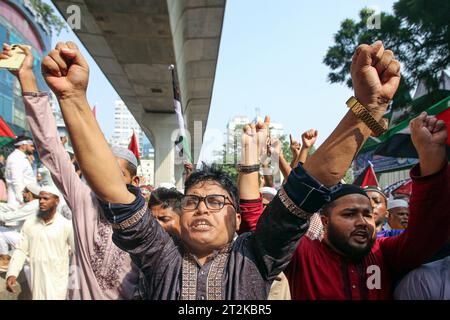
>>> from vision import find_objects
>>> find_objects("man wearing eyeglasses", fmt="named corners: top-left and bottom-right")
top-left (37, 41), bottom-right (428, 300)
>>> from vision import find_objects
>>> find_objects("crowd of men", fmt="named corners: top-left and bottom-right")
top-left (0, 40), bottom-right (448, 300)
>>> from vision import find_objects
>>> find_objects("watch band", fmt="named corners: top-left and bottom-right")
top-left (237, 164), bottom-right (260, 173)
top-left (346, 96), bottom-right (387, 137)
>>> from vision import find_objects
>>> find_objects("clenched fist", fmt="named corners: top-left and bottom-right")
top-left (350, 41), bottom-right (401, 113)
top-left (41, 42), bottom-right (89, 99)
top-left (301, 129), bottom-right (318, 149)
top-left (241, 116), bottom-right (270, 165)
top-left (410, 112), bottom-right (448, 176)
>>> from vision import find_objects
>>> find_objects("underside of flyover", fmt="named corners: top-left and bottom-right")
top-left (52, 0), bottom-right (225, 187)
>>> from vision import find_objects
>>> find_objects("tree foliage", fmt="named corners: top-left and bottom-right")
top-left (30, 0), bottom-right (67, 35)
top-left (324, 0), bottom-right (450, 107)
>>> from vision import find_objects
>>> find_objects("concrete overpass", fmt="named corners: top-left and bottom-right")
top-left (52, 0), bottom-right (225, 187)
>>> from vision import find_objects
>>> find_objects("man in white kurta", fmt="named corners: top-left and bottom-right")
top-left (0, 183), bottom-right (41, 264)
top-left (5, 137), bottom-right (37, 207)
top-left (5, 186), bottom-right (74, 299)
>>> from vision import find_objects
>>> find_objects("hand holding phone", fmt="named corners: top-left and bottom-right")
top-left (0, 44), bottom-right (31, 70)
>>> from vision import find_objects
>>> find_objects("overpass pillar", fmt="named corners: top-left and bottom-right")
top-left (142, 113), bottom-right (184, 189)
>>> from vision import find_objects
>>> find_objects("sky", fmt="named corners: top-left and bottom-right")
top-left (46, 0), bottom-right (398, 161)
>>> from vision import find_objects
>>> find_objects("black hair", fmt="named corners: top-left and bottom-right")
top-left (126, 162), bottom-right (137, 177)
top-left (319, 201), bottom-right (336, 217)
top-left (184, 163), bottom-right (240, 212)
top-left (149, 187), bottom-right (183, 214)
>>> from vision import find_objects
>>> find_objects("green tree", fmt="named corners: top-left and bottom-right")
top-left (324, 0), bottom-right (450, 107)
top-left (30, 0), bottom-right (67, 35)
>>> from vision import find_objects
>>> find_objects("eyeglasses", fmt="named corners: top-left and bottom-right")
top-left (181, 194), bottom-right (236, 211)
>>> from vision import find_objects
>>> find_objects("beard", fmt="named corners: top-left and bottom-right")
top-left (327, 222), bottom-right (375, 262)
top-left (38, 209), bottom-right (52, 219)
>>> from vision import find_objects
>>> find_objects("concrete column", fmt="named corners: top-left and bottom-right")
top-left (142, 113), bottom-right (183, 188)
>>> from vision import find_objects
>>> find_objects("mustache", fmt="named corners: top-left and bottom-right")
top-left (351, 228), bottom-right (369, 237)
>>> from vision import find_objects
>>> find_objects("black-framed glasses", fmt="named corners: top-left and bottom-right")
top-left (181, 194), bottom-right (236, 211)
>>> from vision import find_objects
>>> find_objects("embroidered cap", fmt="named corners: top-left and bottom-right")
top-left (328, 184), bottom-right (369, 202)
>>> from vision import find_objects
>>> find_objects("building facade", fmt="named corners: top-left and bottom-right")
top-left (111, 99), bottom-right (144, 153)
top-left (0, 0), bottom-right (51, 136)
top-left (139, 159), bottom-right (154, 186)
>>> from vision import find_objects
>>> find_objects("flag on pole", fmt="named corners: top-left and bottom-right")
top-left (374, 96), bottom-right (450, 159)
top-left (128, 129), bottom-right (141, 162)
top-left (169, 65), bottom-right (192, 163)
top-left (353, 161), bottom-right (379, 187)
top-left (0, 116), bottom-right (16, 148)
top-left (392, 179), bottom-right (412, 197)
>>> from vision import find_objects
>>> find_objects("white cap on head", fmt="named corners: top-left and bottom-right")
top-left (25, 183), bottom-right (41, 196)
top-left (14, 139), bottom-right (33, 146)
top-left (40, 185), bottom-right (60, 198)
top-left (387, 199), bottom-right (408, 210)
top-left (260, 187), bottom-right (277, 197)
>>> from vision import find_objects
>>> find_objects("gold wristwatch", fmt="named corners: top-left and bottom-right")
top-left (346, 96), bottom-right (387, 137)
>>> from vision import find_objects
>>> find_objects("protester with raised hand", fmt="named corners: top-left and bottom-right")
top-left (238, 116), bottom-right (291, 300)
top-left (298, 129), bottom-right (318, 164)
top-left (38, 42), bottom-right (321, 300)
top-left (0, 43), bottom-right (139, 300)
top-left (282, 41), bottom-right (448, 299)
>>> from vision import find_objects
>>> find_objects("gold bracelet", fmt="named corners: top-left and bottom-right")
top-left (346, 96), bottom-right (387, 137)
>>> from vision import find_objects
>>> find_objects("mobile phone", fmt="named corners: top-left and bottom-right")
top-left (0, 44), bottom-right (31, 70)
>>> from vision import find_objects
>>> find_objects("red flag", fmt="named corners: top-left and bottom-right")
top-left (92, 105), bottom-right (96, 119)
top-left (353, 162), bottom-right (379, 187)
top-left (128, 130), bottom-right (140, 161)
top-left (393, 180), bottom-right (412, 197)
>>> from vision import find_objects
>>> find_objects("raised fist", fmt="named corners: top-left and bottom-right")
top-left (41, 42), bottom-right (89, 99)
top-left (241, 116), bottom-right (270, 165)
top-left (410, 112), bottom-right (448, 153)
top-left (301, 129), bottom-right (318, 149)
top-left (350, 41), bottom-right (401, 112)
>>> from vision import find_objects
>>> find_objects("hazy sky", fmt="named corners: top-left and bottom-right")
top-left (47, 0), bottom-right (398, 161)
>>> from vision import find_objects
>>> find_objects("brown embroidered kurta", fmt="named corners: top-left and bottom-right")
top-left (101, 186), bottom-right (312, 300)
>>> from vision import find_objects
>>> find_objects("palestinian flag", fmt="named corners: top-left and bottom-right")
top-left (0, 116), bottom-right (16, 148)
top-left (374, 96), bottom-right (450, 159)
top-left (170, 65), bottom-right (192, 164)
top-left (353, 161), bottom-right (379, 187)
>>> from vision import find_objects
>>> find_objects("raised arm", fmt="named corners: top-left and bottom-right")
top-left (248, 41), bottom-right (401, 280)
top-left (238, 118), bottom-right (268, 233)
top-left (41, 42), bottom-right (133, 204)
top-left (380, 113), bottom-right (450, 274)
top-left (239, 118), bottom-right (269, 200)
top-left (303, 41), bottom-right (400, 186)
top-left (272, 139), bottom-right (292, 181)
top-left (1, 44), bottom-right (90, 209)
top-left (289, 134), bottom-right (302, 168)
top-left (298, 129), bottom-right (318, 164)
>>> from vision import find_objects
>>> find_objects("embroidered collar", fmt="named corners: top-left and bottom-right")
top-left (180, 242), bottom-right (233, 300)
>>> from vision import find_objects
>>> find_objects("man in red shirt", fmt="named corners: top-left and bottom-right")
top-left (285, 111), bottom-right (449, 299)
